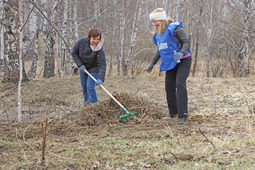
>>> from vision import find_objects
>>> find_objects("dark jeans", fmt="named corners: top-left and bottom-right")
top-left (80, 72), bottom-right (99, 105)
top-left (165, 57), bottom-right (191, 118)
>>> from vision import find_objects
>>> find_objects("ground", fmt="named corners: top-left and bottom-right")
top-left (0, 74), bottom-right (255, 169)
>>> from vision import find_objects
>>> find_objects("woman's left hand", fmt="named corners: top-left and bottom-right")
top-left (173, 52), bottom-right (183, 61)
top-left (95, 79), bottom-right (103, 86)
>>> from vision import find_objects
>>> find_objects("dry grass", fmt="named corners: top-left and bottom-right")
top-left (0, 74), bottom-right (255, 169)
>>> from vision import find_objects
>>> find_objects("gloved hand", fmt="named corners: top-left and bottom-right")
top-left (145, 63), bottom-right (154, 73)
top-left (95, 79), bottom-right (103, 86)
top-left (79, 65), bottom-right (86, 74)
top-left (173, 52), bottom-right (183, 61)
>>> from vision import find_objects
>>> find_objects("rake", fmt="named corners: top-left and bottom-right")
top-left (84, 69), bottom-right (138, 119)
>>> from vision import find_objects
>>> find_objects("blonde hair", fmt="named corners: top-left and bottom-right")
top-left (152, 8), bottom-right (174, 35)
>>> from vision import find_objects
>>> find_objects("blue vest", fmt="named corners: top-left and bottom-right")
top-left (153, 22), bottom-right (183, 71)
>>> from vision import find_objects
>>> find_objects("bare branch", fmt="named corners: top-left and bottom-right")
top-left (199, 128), bottom-right (217, 150)
top-left (217, 29), bottom-right (239, 51)
top-left (20, 5), bottom-right (35, 32)
top-left (28, 0), bottom-right (71, 53)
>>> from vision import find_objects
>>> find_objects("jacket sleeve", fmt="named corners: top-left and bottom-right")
top-left (151, 50), bottom-right (161, 65)
top-left (96, 47), bottom-right (106, 82)
top-left (72, 39), bottom-right (83, 67)
top-left (174, 26), bottom-right (189, 54)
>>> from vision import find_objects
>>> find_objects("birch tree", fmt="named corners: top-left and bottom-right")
top-left (27, 2), bottom-right (39, 79)
top-left (2, 0), bottom-right (20, 83)
top-left (202, 0), bottom-right (217, 77)
top-left (0, 2), bottom-right (4, 77)
top-left (224, 0), bottom-right (254, 77)
top-left (59, 0), bottom-right (68, 77)
top-left (123, 0), bottom-right (140, 75)
top-left (119, 0), bottom-right (126, 76)
top-left (42, 0), bottom-right (55, 78)
top-left (110, 0), bottom-right (120, 75)
top-left (192, 1), bottom-right (204, 77)
top-left (18, 0), bottom-right (22, 121)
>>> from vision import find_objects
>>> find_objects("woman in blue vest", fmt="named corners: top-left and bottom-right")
top-left (72, 28), bottom-right (106, 106)
top-left (145, 8), bottom-right (192, 121)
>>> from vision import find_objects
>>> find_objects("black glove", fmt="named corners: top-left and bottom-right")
top-left (173, 52), bottom-right (183, 62)
top-left (79, 65), bottom-right (86, 74)
top-left (95, 79), bottom-right (103, 86)
top-left (145, 63), bottom-right (154, 73)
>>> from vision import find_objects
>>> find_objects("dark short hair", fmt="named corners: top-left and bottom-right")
top-left (87, 28), bottom-right (102, 41)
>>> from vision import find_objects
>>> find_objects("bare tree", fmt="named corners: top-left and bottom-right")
top-left (2, 0), bottom-right (20, 83)
top-left (122, 0), bottom-right (140, 76)
top-left (27, 3), bottom-right (39, 79)
top-left (59, 0), bottom-right (69, 77)
top-left (0, 1), bottom-right (4, 77)
top-left (18, 0), bottom-right (22, 121)
top-left (224, 0), bottom-right (254, 77)
top-left (119, 0), bottom-right (126, 76)
top-left (202, 0), bottom-right (218, 77)
top-left (192, 1), bottom-right (204, 77)
top-left (2, 0), bottom-right (253, 80)
top-left (42, 0), bottom-right (56, 78)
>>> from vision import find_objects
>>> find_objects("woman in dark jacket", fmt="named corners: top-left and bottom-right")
top-left (145, 8), bottom-right (192, 121)
top-left (72, 28), bottom-right (106, 105)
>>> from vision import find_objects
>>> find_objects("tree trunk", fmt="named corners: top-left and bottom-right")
top-left (42, 0), bottom-right (55, 78)
top-left (0, 8), bottom-right (4, 77)
top-left (206, 29), bottom-right (212, 77)
top-left (235, 0), bottom-right (251, 77)
top-left (18, 0), bottom-right (22, 121)
top-left (120, 1), bottom-right (126, 76)
top-left (192, 5), bottom-right (203, 77)
top-left (113, 0), bottom-right (120, 75)
top-left (123, 0), bottom-right (140, 76)
top-left (59, 0), bottom-right (68, 77)
top-left (27, 28), bottom-right (39, 79)
top-left (188, 0), bottom-right (191, 49)
top-left (27, 3), bottom-right (39, 79)
top-left (2, 0), bottom-right (20, 83)
top-left (170, 0), bottom-right (174, 16)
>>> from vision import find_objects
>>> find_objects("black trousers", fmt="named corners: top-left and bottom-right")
top-left (165, 57), bottom-right (191, 118)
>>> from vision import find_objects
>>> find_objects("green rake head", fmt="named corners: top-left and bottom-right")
top-left (120, 112), bottom-right (138, 119)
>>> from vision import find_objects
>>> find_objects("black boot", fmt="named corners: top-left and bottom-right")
top-left (178, 114), bottom-right (188, 122)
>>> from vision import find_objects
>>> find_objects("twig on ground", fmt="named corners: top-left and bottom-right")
top-left (170, 151), bottom-right (179, 162)
top-left (164, 121), bottom-right (174, 139)
top-left (3, 105), bottom-right (10, 127)
top-left (23, 119), bottom-right (41, 161)
top-left (41, 117), bottom-right (48, 166)
top-left (199, 128), bottom-right (217, 151)
top-left (16, 127), bottom-right (28, 161)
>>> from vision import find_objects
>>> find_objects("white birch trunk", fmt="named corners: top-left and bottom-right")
top-left (18, 0), bottom-right (22, 121)
top-left (59, 0), bottom-right (68, 77)
top-left (0, 2), bottom-right (4, 77)
top-left (113, 0), bottom-right (120, 75)
top-left (120, 1), bottom-right (126, 76)
top-left (42, 0), bottom-right (55, 78)
top-left (124, 0), bottom-right (140, 75)
top-left (237, 0), bottom-right (251, 77)
top-left (74, 0), bottom-right (79, 41)
top-left (69, 2), bottom-right (74, 73)
top-left (2, 0), bottom-right (20, 82)
top-left (93, 0), bottom-right (99, 27)
top-left (202, 3), bottom-right (215, 77)
top-left (27, 2), bottom-right (39, 79)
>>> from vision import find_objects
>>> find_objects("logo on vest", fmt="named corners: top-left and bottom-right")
top-left (158, 42), bottom-right (168, 51)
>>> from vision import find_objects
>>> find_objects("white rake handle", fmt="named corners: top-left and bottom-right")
top-left (83, 69), bottom-right (129, 114)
